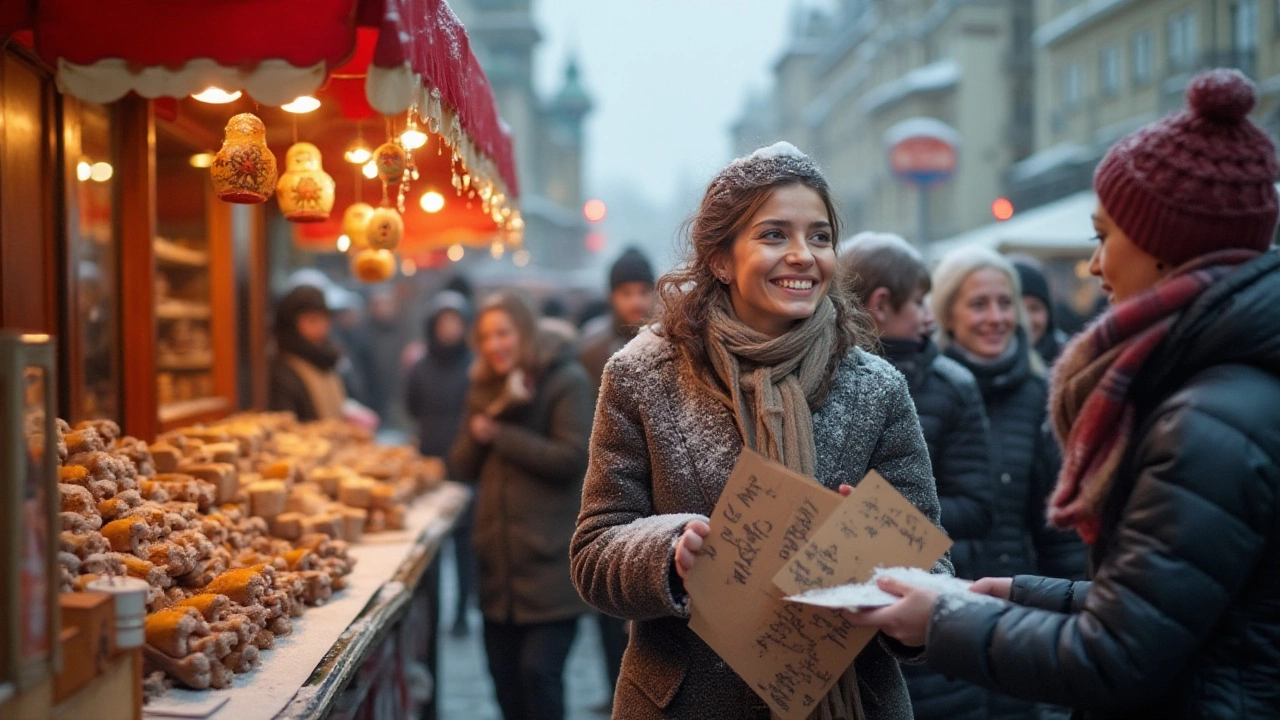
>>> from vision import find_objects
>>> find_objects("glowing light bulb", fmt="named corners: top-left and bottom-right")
top-left (419, 191), bottom-right (445, 213)
top-left (447, 244), bottom-right (465, 262)
top-left (336, 235), bottom-right (351, 252)
top-left (193, 87), bottom-right (241, 104)
top-left (189, 153), bottom-right (215, 168)
top-left (344, 141), bottom-right (372, 165)
top-left (281, 96), bottom-right (320, 113)
top-left (90, 162), bottom-right (113, 182)
top-left (490, 242), bottom-right (505, 259)
top-left (400, 128), bottom-right (428, 150)
top-left (76, 161), bottom-right (93, 182)
top-left (362, 160), bottom-right (378, 179)
top-left (401, 258), bottom-right (418, 276)
top-left (512, 249), bottom-right (531, 268)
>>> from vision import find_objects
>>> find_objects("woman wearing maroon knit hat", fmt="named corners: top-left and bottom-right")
top-left (844, 68), bottom-right (1280, 719)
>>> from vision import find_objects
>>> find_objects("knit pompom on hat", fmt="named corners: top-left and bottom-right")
top-left (1093, 68), bottom-right (1279, 267)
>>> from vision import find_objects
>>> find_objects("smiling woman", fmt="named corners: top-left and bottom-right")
top-left (570, 142), bottom-right (950, 720)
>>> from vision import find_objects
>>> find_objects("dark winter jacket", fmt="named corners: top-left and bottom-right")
top-left (578, 313), bottom-right (637, 392)
top-left (928, 251), bottom-right (1280, 719)
top-left (944, 329), bottom-right (1086, 720)
top-left (944, 330), bottom-right (1086, 583)
top-left (571, 330), bottom-right (951, 720)
top-left (450, 324), bottom-right (594, 625)
top-left (268, 285), bottom-right (346, 422)
top-left (883, 336), bottom-right (996, 720)
top-left (405, 295), bottom-right (473, 461)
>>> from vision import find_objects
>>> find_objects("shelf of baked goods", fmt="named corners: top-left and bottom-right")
top-left (156, 299), bottom-right (212, 321)
top-left (153, 237), bottom-right (209, 268)
top-left (53, 412), bottom-right (463, 720)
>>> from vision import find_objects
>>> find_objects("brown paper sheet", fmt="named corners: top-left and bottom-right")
top-left (773, 471), bottom-right (953, 597)
top-left (683, 449), bottom-right (865, 720)
top-left (684, 451), bottom-right (954, 719)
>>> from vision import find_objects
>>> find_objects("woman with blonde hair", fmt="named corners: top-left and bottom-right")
top-left (571, 142), bottom-right (949, 719)
top-left (848, 68), bottom-right (1280, 719)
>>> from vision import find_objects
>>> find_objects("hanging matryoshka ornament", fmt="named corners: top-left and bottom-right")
top-left (342, 202), bottom-right (376, 251)
top-left (366, 206), bottom-right (403, 251)
top-left (211, 113), bottom-right (278, 204)
top-left (276, 142), bottom-right (336, 222)
top-left (373, 142), bottom-right (407, 185)
top-left (351, 248), bottom-right (397, 283)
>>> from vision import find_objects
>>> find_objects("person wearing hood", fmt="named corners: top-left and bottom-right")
top-left (406, 290), bottom-right (476, 636)
top-left (839, 232), bottom-right (995, 720)
top-left (450, 292), bottom-right (593, 720)
top-left (1012, 257), bottom-right (1071, 365)
top-left (268, 284), bottom-right (376, 427)
top-left (845, 68), bottom-right (1280, 720)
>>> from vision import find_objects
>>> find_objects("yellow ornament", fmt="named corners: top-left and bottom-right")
top-left (373, 142), bottom-right (407, 183)
top-left (342, 202), bottom-right (376, 250)
top-left (351, 248), bottom-right (396, 283)
top-left (276, 142), bottom-right (336, 222)
top-left (211, 113), bottom-right (278, 204)
top-left (366, 207), bottom-right (403, 251)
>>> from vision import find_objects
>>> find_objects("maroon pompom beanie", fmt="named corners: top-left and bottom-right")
top-left (1093, 68), bottom-right (1280, 267)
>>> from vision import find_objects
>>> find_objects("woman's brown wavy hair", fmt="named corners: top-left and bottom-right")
top-left (655, 157), bottom-right (876, 393)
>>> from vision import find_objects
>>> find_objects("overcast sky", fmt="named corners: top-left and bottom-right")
top-left (533, 0), bottom-right (832, 210)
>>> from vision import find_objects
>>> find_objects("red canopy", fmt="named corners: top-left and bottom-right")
top-left (2, 0), bottom-right (518, 202)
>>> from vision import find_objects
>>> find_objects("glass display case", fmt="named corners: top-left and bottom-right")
top-left (154, 119), bottom-right (228, 425)
top-left (64, 100), bottom-right (120, 423)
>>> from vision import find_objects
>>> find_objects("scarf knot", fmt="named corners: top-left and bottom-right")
top-left (1048, 248), bottom-right (1260, 544)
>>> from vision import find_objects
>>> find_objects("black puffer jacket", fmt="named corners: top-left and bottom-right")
top-left (944, 330), bottom-right (1086, 582)
top-left (928, 252), bottom-right (1280, 719)
top-left (944, 330), bottom-right (1086, 720)
top-left (884, 337), bottom-right (996, 720)
top-left (405, 292), bottom-right (473, 461)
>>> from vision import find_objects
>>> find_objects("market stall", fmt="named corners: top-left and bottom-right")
top-left (0, 1), bottom-right (515, 717)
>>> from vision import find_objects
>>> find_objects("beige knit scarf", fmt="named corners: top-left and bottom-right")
top-left (704, 297), bottom-right (864, 720)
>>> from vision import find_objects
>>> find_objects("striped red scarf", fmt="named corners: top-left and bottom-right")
top-left (1047, 249), bottom-right (1260, 544)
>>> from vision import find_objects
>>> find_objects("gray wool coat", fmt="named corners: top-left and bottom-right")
top-left (571, 330), bottom-right (952, 720)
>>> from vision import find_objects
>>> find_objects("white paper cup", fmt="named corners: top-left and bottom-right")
top-left (85, 576), bottom-right (150, 649)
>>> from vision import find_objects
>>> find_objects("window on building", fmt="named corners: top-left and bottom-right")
top-left (1132, 29), bottom-right (1154, 84)
top-left (1100, 45), bottom-right (1122, 96)
top-left (1233, 0), bottom-right (1258, 75)
top-left (1062, 62), bottom-right (1083, 108)
top-left (1168, 10), bottom-right (1198, 71)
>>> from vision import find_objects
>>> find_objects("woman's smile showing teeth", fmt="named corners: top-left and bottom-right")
top-left (774, 277), bottom-right (815, 291)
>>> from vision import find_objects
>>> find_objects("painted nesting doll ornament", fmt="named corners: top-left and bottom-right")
top-left (211, 113), bottom-right (278, 204)
top-left (276, 142), bottom-right (336, 222)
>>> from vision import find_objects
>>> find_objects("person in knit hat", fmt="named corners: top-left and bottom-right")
top-left (845, 68), bottom-right (1280, 719)
top-left (578, 247), bottom-right (657, 387)
top-left (1011, 257), bottom-right (1071, 364)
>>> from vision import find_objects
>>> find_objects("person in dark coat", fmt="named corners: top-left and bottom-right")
top-left (1012, 257), bottom-right (1071, 365)
top-left (450, 292), bottom-right (593, 720)
top-left (406, 290), bottom-right (476, 636)
top-left (576, 247), bottom-right (657, 708)
top-left (268, 284), bottom-right (375, 426)
top-left (571, 143), bottom-right (950, 720)
top-left (839, 232), bottom-right (996, 720)
top-left (847, 68), bottom-right (1280, 720)
top-left (925, 246), bottom-right (1086, 720)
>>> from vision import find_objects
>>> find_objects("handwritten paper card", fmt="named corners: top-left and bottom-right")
top-left (683, 449), bottom-right (865, 720)
top-left (773, 471), bottom-right (953, 598)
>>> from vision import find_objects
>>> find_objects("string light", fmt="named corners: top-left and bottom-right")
top-left (336, 235), bottom-right (351, 252)
top-left (281, 96), bottom-right (320, 114)
top-left (447, 244), bottom-right (465, 262)
top-left (189, 153), bottom-right (215, 168)
top-left (192, 87), bottom-right (241, 104)
top-left (420, 191), bottom-right (445, 213)
top-left (362, 161), bottom-right (378, 179)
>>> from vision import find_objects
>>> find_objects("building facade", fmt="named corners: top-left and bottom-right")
top-left (451, 0), bottom-right (593, 269)
top-left (1009, 0), bottom-right (1280, 211)
top-left (732, 0), bottom-right (1034, 244)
